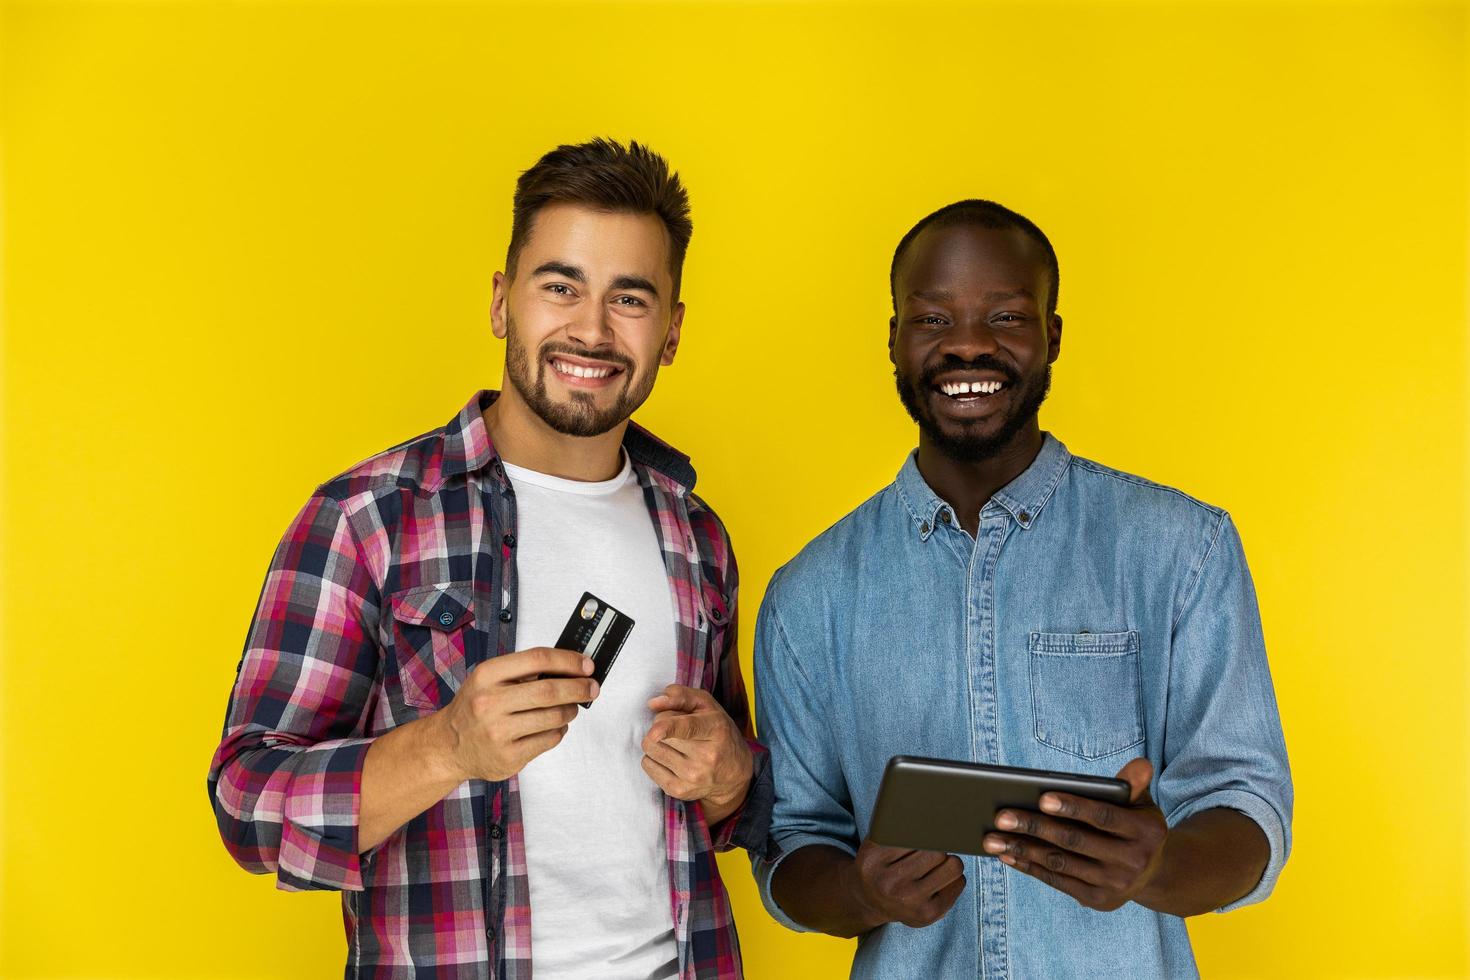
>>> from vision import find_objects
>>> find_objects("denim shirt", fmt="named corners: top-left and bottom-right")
top-left (752, 434), bottom-right (1291, 980)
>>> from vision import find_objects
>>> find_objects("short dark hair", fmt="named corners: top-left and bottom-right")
top-left (506, 138), bottom-right (693, 300)
top-left (890, 199), bottom-right (1060, 316)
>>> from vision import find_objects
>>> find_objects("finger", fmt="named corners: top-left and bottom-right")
top-left (642, 739), bottom-right (692, 776)
top-left (641, 724), bottom-right (691, 756)
top-left (506, 676), bottom-right (600, 711)
top-left (640, 754), bottom-right (694, 799)
top-left (512, 725), bottom-right (569, 763)
top-left (1029, 793), bottom-right (1135, 836)
top-left (505, 704), bottom-right (580, 739)
top-left (1112, 757), bottom-right (1155, 805)
top-left (917, 854), bottom-right (966, 895)
top-left (999, 851), bottom-right (1104, 907)
top-left (888, 847), bottom-right (952, 881)
top-left (858, 840), bottom-right (917, 867)
top-left (647, 684), bottom-right (715, 713)
top-left (983, 833), bottom-right (1111, 887)
top-left (656, 713), bottom-right (721, 743)
top-left (993, 808), bottom-right (1116, 857)
top-left (643, 709), bottom-right (686, 744)
top-left (491, 647), bottom-right (595, 682)
top-left (931, 870), bottom-right (967, 911)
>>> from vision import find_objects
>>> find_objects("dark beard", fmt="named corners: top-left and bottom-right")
top-left (894, 356), bottom-right (1051, 463)
top-left (503, 313), bottom-right (656, 438)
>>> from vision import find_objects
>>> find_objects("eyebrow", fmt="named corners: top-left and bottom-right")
top-left (906, 287), bottom-right (1035, 304)
top-left (610, 274), bottom-right (660, 299)
top-left (530, 262), bottom-right (660, 300)
top-left (530, 261), bottom-right (586, 283)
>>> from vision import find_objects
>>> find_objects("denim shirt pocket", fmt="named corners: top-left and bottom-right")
top-left (387, 582), bottom-right (475, 711)
top-left (1029, 629), bottom-right (1144, 760)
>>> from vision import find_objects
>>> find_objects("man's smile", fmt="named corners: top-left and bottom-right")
top-left (926, 368), bottom-right (1013, 416)
top-left (546, 353), bottom-right (627, 390)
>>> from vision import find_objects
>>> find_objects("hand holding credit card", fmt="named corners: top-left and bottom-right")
top-left (554, 592), bottom-right (634, 706)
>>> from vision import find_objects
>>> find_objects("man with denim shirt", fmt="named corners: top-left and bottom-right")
top-left (753, 200), bottom-right (1291, 978)
top-left (209, 139), bottom-right (771, 979)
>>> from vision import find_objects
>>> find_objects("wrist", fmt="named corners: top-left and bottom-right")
top-left (704, 742), bottom-right (755, 812)
top-left (838, 856), bottom-right (889, 932)
top-left (701, 778), bottom-right (749, 826)
top-left (421, 710), bottom-right (470, 786)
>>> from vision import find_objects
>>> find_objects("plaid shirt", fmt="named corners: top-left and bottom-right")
top-left (208, 390), bottom-right (773, 979)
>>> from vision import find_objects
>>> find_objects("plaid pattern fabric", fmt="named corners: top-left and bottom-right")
top-left (209, 390), bottom-right (773, 979)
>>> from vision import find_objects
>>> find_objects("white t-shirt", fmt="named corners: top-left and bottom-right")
top-left (504, 450), bottom-right (679, 980)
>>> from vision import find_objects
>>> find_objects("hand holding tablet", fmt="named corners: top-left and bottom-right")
top-left (869, 755), bottom-right (1171, 914)
top-left (869, 756), bottom-right (1131, 856)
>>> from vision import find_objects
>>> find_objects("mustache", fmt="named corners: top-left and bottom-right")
top-left (540, 342), bottom-right (633, 372)
top-left (918, 354), bottom-right (1019, 388)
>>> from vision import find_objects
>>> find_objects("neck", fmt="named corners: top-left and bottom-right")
top-left (483, 385), bottom-right (628, 482)
top-left (915, 423), bottom-right (1044, 535)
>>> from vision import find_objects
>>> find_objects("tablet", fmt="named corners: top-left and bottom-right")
top-left (868, 755), bottom-right (1132, 856)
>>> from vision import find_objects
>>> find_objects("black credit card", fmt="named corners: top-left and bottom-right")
top-left (555, 592), bottom-right (634, 707)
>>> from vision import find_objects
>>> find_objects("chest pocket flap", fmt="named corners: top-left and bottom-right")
top-left (388, 583), bottom-right (475, 710)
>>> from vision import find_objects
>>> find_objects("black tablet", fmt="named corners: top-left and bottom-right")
top-left (868, 756), bottom-right (1132, 856)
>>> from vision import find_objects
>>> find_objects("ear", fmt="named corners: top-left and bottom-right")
top-left (1046, 312), bottom-right (1063, 364)
top-left (490, 271), bottom-right (509, 340)
top-left (888, 315), bottom-right (898, 365)
top-left (660, 301), bottom-right (685, 366)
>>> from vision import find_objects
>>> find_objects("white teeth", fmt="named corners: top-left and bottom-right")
top-left (940, 380), bottom-right (1004, 396)
top-left (554, 359), bottom-right (615, 379)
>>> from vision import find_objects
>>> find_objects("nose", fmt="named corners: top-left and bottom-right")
top-left (566, 304), bottom-right (615, 351)
top-left (938, 316), bottom-right (1001, 360)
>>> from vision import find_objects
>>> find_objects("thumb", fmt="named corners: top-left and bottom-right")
top-left (1115, 757), bottom-right (1155, 805)
top-left (647, 684), bottom-right (705, 713)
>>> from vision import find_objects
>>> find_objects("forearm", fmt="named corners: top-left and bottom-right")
top-left (359, 712), bottom-right (466, 852)
top-left (771, 845), bottom-right (885, 938)
top-left (1136, 808), bottom-right (1269, 916)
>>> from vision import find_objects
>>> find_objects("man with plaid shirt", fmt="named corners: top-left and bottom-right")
top-left (208, 139), bottom-right (771, 979)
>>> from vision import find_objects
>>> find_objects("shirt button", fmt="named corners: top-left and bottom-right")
top-left (489, 823), bottom-right (504, 839)
top-left (485, 924), bottom-right (496, 941)
top-left (1019, 510), bottom-right (1032, 522)
top-left (503, 533), bottom-right (516, 548)
top-left (438, 611), bottom-right (455, 626)
top-left (920, 522), bottom-right (930, 534)
top-left (499, 609), bottom-right (512, 623)
top-left (939, 509), bottom-right (951, 524)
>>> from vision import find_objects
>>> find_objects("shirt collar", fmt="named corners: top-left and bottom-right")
top-left (894, 432), bottom-right (1072, 541)
top-left (440, 390), bottom-right (698, 493)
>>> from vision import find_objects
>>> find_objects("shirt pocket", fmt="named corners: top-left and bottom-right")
top-left (1029, 629), bottom-right (1144, 761)
top-left (387, 582), bottom-right (475, 711)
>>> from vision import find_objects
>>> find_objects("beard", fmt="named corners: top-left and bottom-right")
top-left (503, 312), bottom-right (658, 438)
top-left (895, 354), bottom-right (1051, 463)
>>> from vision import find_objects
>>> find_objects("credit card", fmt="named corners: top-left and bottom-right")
top-left (555, 592), bottom-right (634, 707)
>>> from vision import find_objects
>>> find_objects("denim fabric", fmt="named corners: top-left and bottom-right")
top-left (752, 434), bottom-right (1291, 980)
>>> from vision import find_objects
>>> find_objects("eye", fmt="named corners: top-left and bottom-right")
top-left (545, 283), bottom-right (575, 296)
top-left (993, 313), bottom-right (1027, 323)
top-left (916, 315), bottom-right (948, 326)
top-left (613, 295), bottom-right (646, 307)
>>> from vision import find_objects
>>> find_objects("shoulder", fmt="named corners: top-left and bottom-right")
top-left (311, 422), bottom-right (452, 517)
top-left (763, 484), bottom-right (894, 610)
top-left (1063, 453), bottom-right (1228, 534)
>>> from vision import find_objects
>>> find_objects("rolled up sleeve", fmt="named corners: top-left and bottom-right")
top-left (1155, 513), bottom-right (1293, 912)
top-left (207, 492), bottom-right (383, 892)
top-left (751, 571), bottom-right (860, 933)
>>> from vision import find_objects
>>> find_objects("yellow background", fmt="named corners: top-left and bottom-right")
top-left (3, 1), bottom-right (1467, 976)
